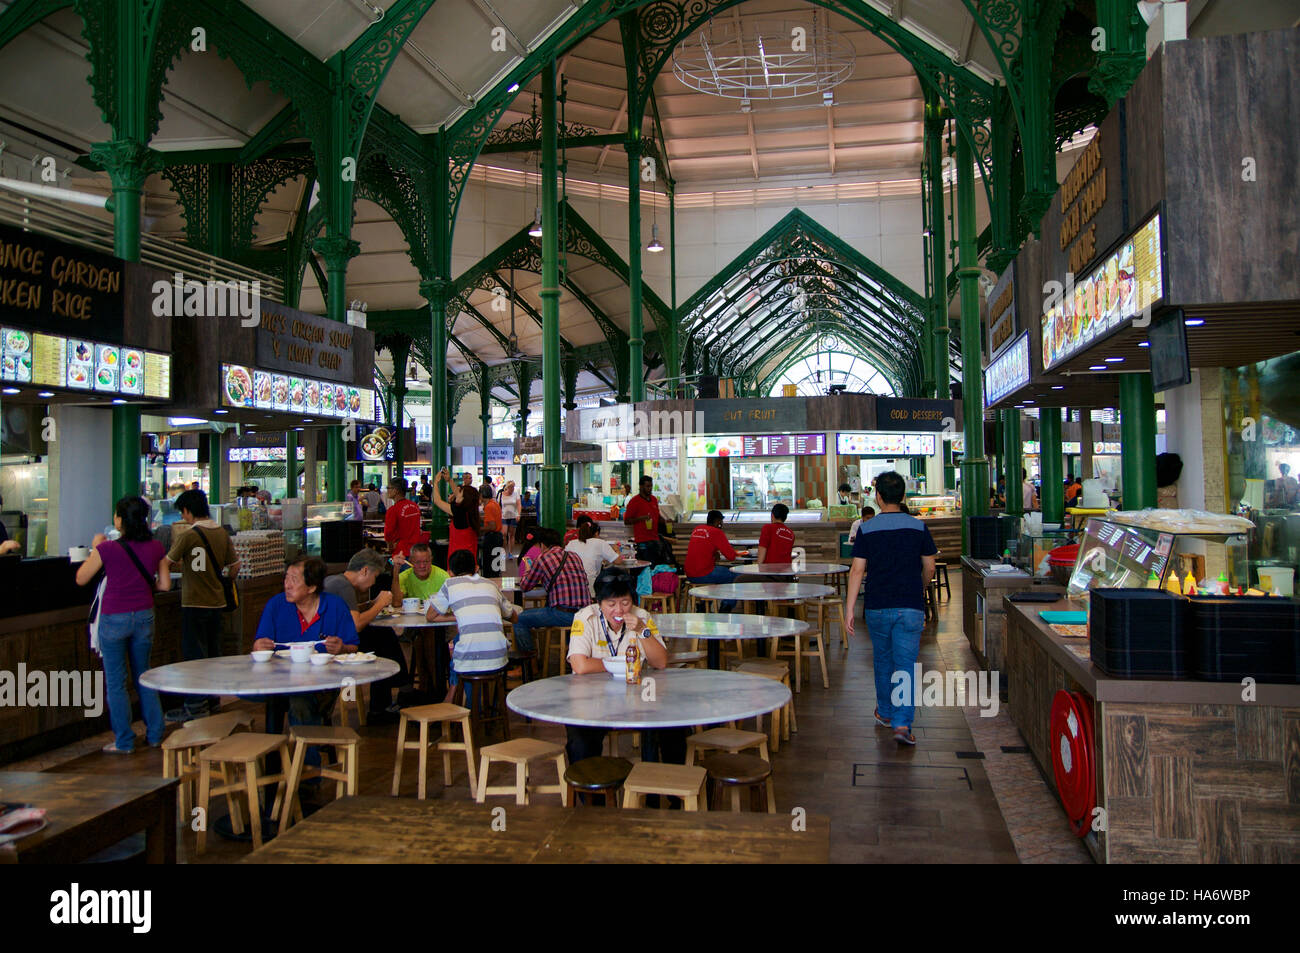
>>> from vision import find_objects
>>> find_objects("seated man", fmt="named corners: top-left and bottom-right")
top-left (684, 509), bottom-right (743, 612)
top-left (565, 571), bottom-right (686, 770)
top-left (323, 549), bottom-right (409, 723)
top-left (252, 556), bottom-right (358, 731)
top-left (390, 542), bottom-right (448, 605)
top-left (512, 528), bottom-right (590, 653)
top-left (757, 502), bottom-right (795, 563)
top-left (426, 549), bottom-right (518, 702)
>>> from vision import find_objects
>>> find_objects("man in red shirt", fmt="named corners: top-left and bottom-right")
top-left (383, 477), bottom-right (428, 557)
top-left (757, 502), bottom-right (796, 564)
top-left (623, 475), bottom-right (662, 562)
top-left (686, 509), bottom-right (747, 612)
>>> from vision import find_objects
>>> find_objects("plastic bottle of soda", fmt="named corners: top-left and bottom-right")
top-left (625, 636), bottom-right (639, 684)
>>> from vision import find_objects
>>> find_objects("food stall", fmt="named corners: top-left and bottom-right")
top-left (993, 27), bottom-right (1300, 862)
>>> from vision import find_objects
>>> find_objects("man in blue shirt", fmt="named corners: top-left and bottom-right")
top-left (844, 471), bottom-right (936, 746)
top-left (253, 555), bottom-right (359, 730)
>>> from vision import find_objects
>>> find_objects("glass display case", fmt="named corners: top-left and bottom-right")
top-left (908, 495), bottom-right (958, 517)
top-left (304, 501), bottom-right (352, 556)
top-left (1067, 510), bottom-right (1255, 596)
top-left (687, 509), bottom-right (826, 523)
top-left (729, 460), bottom-right (794, 511)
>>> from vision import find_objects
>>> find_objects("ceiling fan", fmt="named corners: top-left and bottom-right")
top-left (504, 267), bottom-right (542, 364)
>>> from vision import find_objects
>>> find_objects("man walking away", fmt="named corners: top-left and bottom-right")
top-left (844, 471), bottom-right (936, 746)
top-left (161, 488), bottom-right (240, 721)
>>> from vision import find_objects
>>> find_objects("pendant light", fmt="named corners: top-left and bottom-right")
top-left (646, 156), bottom-right (664, 253)
top-left (528, 93), bottom-right (543, 238)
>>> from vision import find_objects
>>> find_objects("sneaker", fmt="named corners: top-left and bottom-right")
top-left (893, 727), bottom-right (916, 746)
top-left (102, 742), bottom-right (134, 754)
top-left (873, 708), bottom-right (891, 728)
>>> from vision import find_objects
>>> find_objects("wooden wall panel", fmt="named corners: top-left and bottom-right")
top-left (1151, 757), bottom-right (1195, 840)
top-left (1122, 45), bottom-right (1165, 228)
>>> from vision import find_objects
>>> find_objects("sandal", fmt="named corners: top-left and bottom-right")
top-left (101, 743), bottom-right (134, 754)
top-left (893, 727), bottom-right (916, 746)
top-left (873, 708), bottom-right (890, 728)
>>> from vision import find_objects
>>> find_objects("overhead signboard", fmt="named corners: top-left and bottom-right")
top-left (1041, 212), bottom-right (1166, 371)
top-left (987, 262), bottom-right (1018, 358)
top-left (255, 300), bottom-right (356, 382)
top-left (837, 432), bottom-right (936, 456)
top-left (697, 397), bottom-right (807, 434)
top-left (1, 326), bottom-right (170, 399)
top-left (984, 332), bottom-right (1031, 407)
top-left (874, 397), bottom-right (954, 433)
top-left (221, 363), bottom-right (375, 420)
top-left (741, 433), bottom-right (825, 456)
top-left (0, 223), bottom-right (125, 343)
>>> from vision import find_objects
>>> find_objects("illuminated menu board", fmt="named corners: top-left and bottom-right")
top-left (836, 432), bottom-right (936, 456)
top-left (1, 327), bottom-right (170, 398)
top-left (227, 446), bottom-right (307, 462)
top-left (1042, 213), bottom-right (1165, 371)
top-left (169, 448), bottom-right (198, 463)
top-left (221, 363), bottom-right (374, 420)
top-left (742, 433), bottom-right (826, 456)
top-left (686, 435), bottom-right (744, 458)
top-left (608, 438), bottom-right (678, 461)
top-left (984, 332), bottom-right (1030, 407)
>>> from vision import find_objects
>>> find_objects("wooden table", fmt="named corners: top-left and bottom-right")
top-left (243, 797), bottom-right (829, 863)
top-left (0, 771), bottom-right (178, 864)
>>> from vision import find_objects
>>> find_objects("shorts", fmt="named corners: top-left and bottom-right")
top-left (503, 518), bottom-right (518, 526)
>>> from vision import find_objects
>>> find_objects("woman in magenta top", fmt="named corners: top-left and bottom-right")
top-left (75, 496), bottom-right (170, 753)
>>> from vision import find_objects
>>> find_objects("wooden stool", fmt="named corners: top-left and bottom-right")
top-left (667, 648), bottom-right (707, 669)
top-left (702, 752), bottom-right (775, 814)
top-left (933, 562), bottom-right (951, 599)
top-left (622, 762), bottom-right (707, 811)
top-left (811, 593), bottom-right (850, 651)
top-left (641, 592), bottom-right (673, 614)
top-left (777, 604), bottom-right (828, 689)
top-left (281, 725), bottom-right (359, 830)
top-left (685, 726), bottom-right (770, 765)
top-left (475, 738), bottom-right (568, 805)
top-left (603, 729), bottom-right (640, 756)
top-left (452, 668), bottom-right (511, 743)
top-left (182, 709), bottom-right (254, 734)
top-left (564, 756), bottom-right (633, 807)
top-left (505, 649), bottom-right (537, 685)
top-left (536, 626), bottom-right (570, 677)
top-left (391, 703), bottom-right (477, 799)
top-left (734, 659), bottom-right (796, 747)
top-left (162, 721), bottom-right (239, 823)
top-left (196, 733), bottom-right (292, 853)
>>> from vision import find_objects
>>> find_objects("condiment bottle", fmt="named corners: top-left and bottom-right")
top-left (1146, 572), bottom-right (1160, 589)
top-left (1164, 572), bottom-right (1182, 595)
top-left (625, 636), bottom-right (639, 684)
top-left (1216, 573), bottom-right (1230, 596)
top-left (1183, 570), bottom-right (1198, 595)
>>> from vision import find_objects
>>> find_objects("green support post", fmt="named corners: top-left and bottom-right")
top-left (393, 383), bottom-right (407, 478)
top-left (540, 61), bottom-right (565, 534)
top-left (1120, 374), bottom-right (1157, 509)
top-left (110, 406), bottom-right (141, 503)
top-left (1040, 408), bottom-right (1064, 524)
top-left (1002, 409), bottom-right (1022, 518)
top-left (285, 430), bottom-right (298, 499)
top-left (208, 432), bottom-right (223, 504)
top-left (955, 132), bottom-right (988, 552)
top-left (327, 427), bottom-right (346, 506)
top-left (924, 94), bottom-right (949, 400)
top-left (423, 279), bottom-right (450, 531)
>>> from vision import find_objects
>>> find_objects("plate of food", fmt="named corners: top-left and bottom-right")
top-left (225, 365), bottom-right (252, 405)
top-left (289, 378), bottom-right (304, 408)
top-left (95, 365), bottom-right (116, 391)
top-left (334, 652), bottom-right (378, 664)
top-left (5, 329), bottom-right (30, 353)
top-left (272, 375), bottom-right (289, 405)
top-left (360, 428), bottom-right (389, 460)
top-left (305, 380), bottom-right (320, 411)
top-left (99, 345), bottom-right (119, 367)
top-left (254, 371), bottom-right (272, 405)
top-left (124, 349), bottom-right (143, 370)
top-left (347, 388), bottom-right (361, 414)
top-left (334, 387), bottom-right (347, 412)
top-left (72, 341), bottom-right (93, 363)
top-left (320, 383), bottom-right (334, 415)
top-left (68, 363), bottom-right (90, 387)
top-left (120, 369), bottom-right (142, 394)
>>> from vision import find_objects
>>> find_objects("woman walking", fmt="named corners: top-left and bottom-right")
top-left (499, 480), bottom-right (521, 553)
top-left (74, 496), bottom-right (170, 753)
top-left (432, 466), bottom-right (481, 569)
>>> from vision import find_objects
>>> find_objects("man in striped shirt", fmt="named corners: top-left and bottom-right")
top-left (426, 549), bottom-right (519, 701)
top-left (513, 528), bottom-right (591, 654)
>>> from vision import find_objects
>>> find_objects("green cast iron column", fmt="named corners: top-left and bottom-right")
top-left (955, 132), bottom-right (988, 552)
top-left (924, 94), bottom-right (949, 400)
top-left (1040, 408), bottom-right (1064, 524)
top-left (422, 280), bottom-right (449, 528)
top-left (285, 430), bottom-right (298, 499)
top-left (540, 61), bottom-right (565, 534)
top-left (1120, 374), bottom-right (1157, 509)
top-left (208, 432), bottom-right (223, 503)
top-left (326, 428), bottom-right (345, 502)
top-left (1002, 409), bottom-right (1022, 517)
top-left (393, 383), bottom-right (407, 478)
top-left (315, 238), bottom-right (359, 502)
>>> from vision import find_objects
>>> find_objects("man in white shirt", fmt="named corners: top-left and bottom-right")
top-left (565, 519), bottom-right (618, 596)
top-left (1021, 469), bottom-right (1038, 511)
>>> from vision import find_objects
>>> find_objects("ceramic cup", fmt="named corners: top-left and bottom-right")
top-left (402, 598), bottom-right (421, 613)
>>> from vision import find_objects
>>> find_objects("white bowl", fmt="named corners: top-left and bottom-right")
top-left (250, 650), bottom-right (273, 663)
top-left (309, 653), bottom-right (332, 666)
top-left (601, 656), bottom-right (628, 679)
top-left (401, 598), bottom-right (421, 613)
top-left (289, 644), bottom-right (315, 663)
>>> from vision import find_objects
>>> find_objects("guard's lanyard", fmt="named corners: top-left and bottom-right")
top-left (598, 611), bottom-right (629, 657)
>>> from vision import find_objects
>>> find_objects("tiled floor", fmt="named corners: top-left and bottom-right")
top-left (8, 573), bottom-right (1092, 863)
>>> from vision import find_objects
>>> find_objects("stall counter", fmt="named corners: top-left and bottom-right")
top-left (1004, 596), bottom-right (1300, 863)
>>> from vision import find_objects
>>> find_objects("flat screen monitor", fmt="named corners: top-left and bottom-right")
top-left (1148, 308), bottom-right (1191, 391)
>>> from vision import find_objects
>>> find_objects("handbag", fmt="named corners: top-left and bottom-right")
top-left (87, 575), bottom-right (108, 656)
top-left (194, 526), bottom-right (239, 612)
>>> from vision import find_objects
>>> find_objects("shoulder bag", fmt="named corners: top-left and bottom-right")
top-left (194, 526), bottom-right (240, 612)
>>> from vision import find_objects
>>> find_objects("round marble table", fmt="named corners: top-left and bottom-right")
top-left (369, 612), bottom-right (457, 697)
top-left (687, 581), bottom-right (834, 606)
top-left (652, 612), bottom-right (812, 669)
top-left (506, 668), bottom-right (790, 730)
top-left (140, 655), bottom-right (400, 696)
top-left (730, 562), bottom-right (849, 577)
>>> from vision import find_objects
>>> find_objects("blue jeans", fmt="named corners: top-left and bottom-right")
top-left (98, 609), bottom-right (164, 751)
top-left (511, 606), bottom-right (578, 653)
top-left (864, 607), bottom-right (925, 730)
top-left (689, 566), bottom-right (738, 612)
